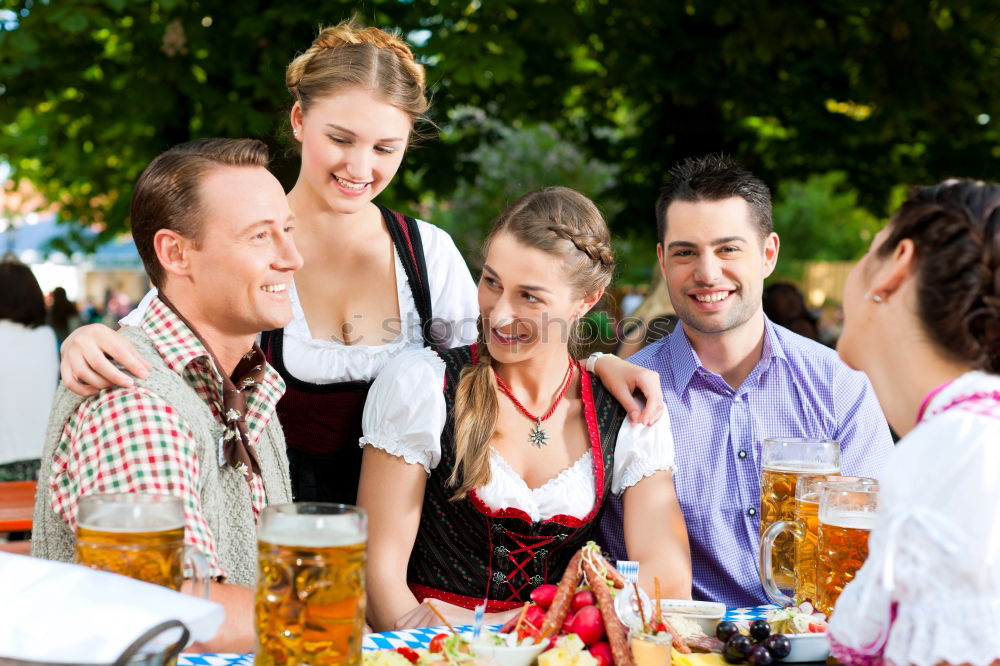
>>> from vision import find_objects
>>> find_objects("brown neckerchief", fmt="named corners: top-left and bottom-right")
top-left (158, 294), bottom-right (264, 484)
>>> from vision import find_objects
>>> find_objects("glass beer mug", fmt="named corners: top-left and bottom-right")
top-left (759, 438), bottom-right (841, 591)
top-left (760, 476), bottom-right (877, 606)
top-left (74, 493), bottom-right (210, 594)
top-left (815, 481), bottom-right (879, 615)
top-left (255, 503), bottom-right (367, 666)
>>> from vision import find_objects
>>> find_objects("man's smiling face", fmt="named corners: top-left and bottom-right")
top-left (658, 196), bottom-right (779, 336)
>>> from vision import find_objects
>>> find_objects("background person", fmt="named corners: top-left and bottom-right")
top-left (58, 20), bottom-right (666, 507)
top-left (46, 286), bottom-right (79, 347)
top-left (359, 187), bottom-right (690, 631)
top-left (0, 256), bottom-right (58, 483)
top-left (829, 180), bottom-right (1000, 666)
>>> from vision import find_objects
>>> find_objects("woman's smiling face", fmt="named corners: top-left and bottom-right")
top-left (291, 86), bottom-right (411, 215)
top-left (478, 232), bottom-right (594, 363)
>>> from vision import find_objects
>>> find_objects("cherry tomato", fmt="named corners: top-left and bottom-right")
top-left (395, 647), bottom-right (420, 664)
top-left (428, 633), bottom-right (449, 653)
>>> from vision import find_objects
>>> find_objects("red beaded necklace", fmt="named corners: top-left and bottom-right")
top-left (493, 358), bottom-right (575, 448)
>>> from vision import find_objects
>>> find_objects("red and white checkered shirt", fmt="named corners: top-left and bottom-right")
top-left (49, 297), bottom-right (286, 579)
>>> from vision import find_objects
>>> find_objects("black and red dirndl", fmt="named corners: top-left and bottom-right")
top-left (260, 205), bottom-right (436, 504)
top-left (406, 344), bottom-right (628, 612)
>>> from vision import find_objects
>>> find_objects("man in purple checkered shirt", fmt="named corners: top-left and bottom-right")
top-left (599, 155), bottom-right (893, 608)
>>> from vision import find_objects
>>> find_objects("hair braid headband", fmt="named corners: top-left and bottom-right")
top-left (547, 224), bottom-right (614, 267)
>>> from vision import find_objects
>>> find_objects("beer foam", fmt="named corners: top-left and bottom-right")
top-left (763, 462), bottom-right (841, 474)
top-left (78, 505), bottom-right (183, 531)
top-left (820, 511), bottom-right (877, 530)
top-left (259, 515), bottom-right (365, 548)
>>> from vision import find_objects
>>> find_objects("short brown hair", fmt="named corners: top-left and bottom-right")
top-left (130, 138), bottom-right (269, 287)
top-left (655, 154), bottom-right (772, 243)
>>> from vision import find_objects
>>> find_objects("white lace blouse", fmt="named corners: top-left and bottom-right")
top-left (829, 371), bottom-right (1000, 666)
top-left (358, 347), bottom-right (677, 522)
top-left (124, 219), bottom-right (478, 384)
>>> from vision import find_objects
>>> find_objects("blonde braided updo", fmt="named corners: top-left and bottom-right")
top-left (285, 18), bottom-right (428, 132)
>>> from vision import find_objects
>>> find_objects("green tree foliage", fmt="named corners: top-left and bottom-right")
top-left (426, 108), bottom-right (620, 265)
top-left (771, 170), bottom-right (882, 277)
top-left (2, 0), bottom-right (1000, 254)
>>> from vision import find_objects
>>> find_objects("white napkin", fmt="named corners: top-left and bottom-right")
top-left (0, 552), bottom-right (225, 663)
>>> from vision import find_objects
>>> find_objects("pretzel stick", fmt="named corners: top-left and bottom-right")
top-left (427, 601), bottom-right (457, 634)
top-left (633, 582), bottom-right (647, 633)
top-left (654, 577), bottom-right (662, 624)
top-left (513, 601), bottom-right (530, 636)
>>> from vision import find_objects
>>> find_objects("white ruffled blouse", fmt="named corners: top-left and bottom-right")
top-left (358, 347), bottom-right (677, 522)
top-left (124, 219), bottom-right (478, 384)
top-left (829, 371), bottom-right (1000, 666)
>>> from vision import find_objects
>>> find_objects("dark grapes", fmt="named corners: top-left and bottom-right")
top-left (747, 644), bottom-right (774, 666)
top-left (716, 620), bottom-right (740, 643)
top-left (724, 634), bottom-right (753, 664)
top-left (763, 633), bottom-right (792, 660)
top-left (749, 619), bottom-right (771, 642)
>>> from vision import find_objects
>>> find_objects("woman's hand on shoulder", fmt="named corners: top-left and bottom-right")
top-left (60, 324), bottom-right (150, 396)
top-left (592, 354), bottom-right (664, 426)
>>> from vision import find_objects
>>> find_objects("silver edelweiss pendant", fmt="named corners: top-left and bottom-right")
top-left (528, 419), bottom-right (549, 448)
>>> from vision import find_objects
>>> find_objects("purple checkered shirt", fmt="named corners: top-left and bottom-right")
top-left (599, 318), bottom-right (893, 608)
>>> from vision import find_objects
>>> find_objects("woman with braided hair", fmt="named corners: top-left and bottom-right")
top-left (359, 187), bottom-right (691, 631)
top-left (56, 20), bottom-right (665, 505)
top-left (829, 180), bottom-right (1000, 666)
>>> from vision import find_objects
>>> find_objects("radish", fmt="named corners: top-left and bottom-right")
top-left (589, 641), bottom-right (613, 666)
top-left (568, 605), bottom-right (605, 646)
top-left (571, 590), bottom-right (597, 612)
top-left (524, 603), bottom-right (547, 629)
top-left (562, 611), bottom-right (576, 633)
top-left (530, 584), bottom-right (558, 609)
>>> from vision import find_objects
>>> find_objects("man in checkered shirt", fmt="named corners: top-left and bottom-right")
top-left (599, 155), bottom-right (893, 608)
top-left (32, 139), bottom-right (302, 653)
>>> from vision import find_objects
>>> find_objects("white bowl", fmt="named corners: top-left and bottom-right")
top-left (469, 634), bottom-right (546, 666)
top-left (657, 599), bottom-right (726, 636)
top-left (783, 632), bottom-right (831, 663)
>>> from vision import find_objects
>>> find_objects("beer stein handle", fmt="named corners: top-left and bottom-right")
top-left (185, 546), bottom-right (212, 599)
top-left (759, 519), bottom-right (802, 607)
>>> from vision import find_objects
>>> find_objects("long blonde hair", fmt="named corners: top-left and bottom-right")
top-left (448, 187), bottom-right (615, 499)
top-left (285, 18), bottom-right (428, 140)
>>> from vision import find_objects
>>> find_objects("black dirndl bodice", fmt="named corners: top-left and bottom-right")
top-left (406, 345), bottom-right (628, 609)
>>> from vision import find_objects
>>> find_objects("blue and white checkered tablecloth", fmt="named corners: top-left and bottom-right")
top-left (175, 605), bottom-right (780, 663)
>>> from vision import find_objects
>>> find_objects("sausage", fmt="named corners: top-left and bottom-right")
top-left (660, 616), bottom-right (691, 654)
top-left (583, 555), bottom-right (634, 666)
top-left (685, 636), bottom-right (724, 653)
top-left (539, 550), bottom-right (584, 638)
top-left (605, 562), bottom-right (627, 589)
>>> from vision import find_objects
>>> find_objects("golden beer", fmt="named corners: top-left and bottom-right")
top-left (75, 524), bottom-right (185, 590)
top-left (815, 512), bottom-right (874, 615)
top-left (791, 494), bottom-right (820, 602)
top-left (255, 504), bottom-right (367, 666)
top-left (760, 461), bottom-right (839, 589)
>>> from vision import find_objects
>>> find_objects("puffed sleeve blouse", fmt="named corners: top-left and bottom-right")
top-left (829, 371), bottom-right (1000, 666)
top-left (358, 347), bottom-right (676, 522)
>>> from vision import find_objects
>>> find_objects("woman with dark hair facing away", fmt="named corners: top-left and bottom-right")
top-left (0, 256), bottom-right (58, 481)
top-left (359, 187), bottom-right (691, 630)
top-left (829, 180), bottom-right (1000, 666)
top-left (56, 20), bottom-right (664, 505)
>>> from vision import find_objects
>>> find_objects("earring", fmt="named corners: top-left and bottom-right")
top-left (864, 292), bottom-right (884, 303)
top-left (293, 129), bottom-right (300, 139)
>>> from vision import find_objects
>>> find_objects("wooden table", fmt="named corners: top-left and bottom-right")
top-left (0, 481), bottom-right (36, 532)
